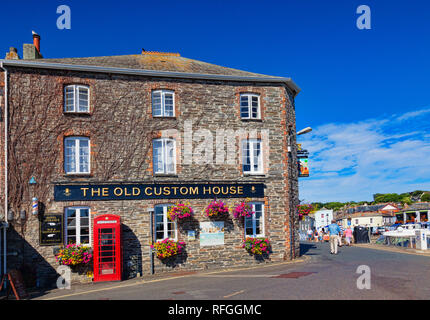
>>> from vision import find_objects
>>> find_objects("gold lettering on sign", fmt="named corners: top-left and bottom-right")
top-left (230, 186), bottom-right (237, 195)
top-left (203, 186), bottom-right (211, 194)
top-left (163, 187), bottom-right (171, 196)
top-left (114, 187), bottom-right (123, 196)
top-left (81, 187), bottom-right (89, 197)
top-left (133, 187), bottom-right (140, 196)
top-left (154, 187), bottom-right (162, 196)
top-left (238, 186), bottom-right (244, 194)
top-left (180, 187), bottom-right (188, 195)
top-left (91, 188), bottom-right (101, 197)
top-left (102, 188), bottom-right (109, 197)
top-left (212, 186), bottom-right (220, 195)
top-left (171, 187), bottom-right (179, 195)
top-left (124, 188), bottom-right (131, 196)
top-left (144, 187), bottom-right (152, 196)
top-left (189, 186), bottom-right (198, 195)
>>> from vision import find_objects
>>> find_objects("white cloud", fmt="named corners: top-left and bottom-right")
top-left (298, 108), bottom-right (430, 203)
top-left (396, 108), bottom-right (430, 121)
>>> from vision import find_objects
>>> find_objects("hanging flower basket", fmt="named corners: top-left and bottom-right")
top-left (232, 199), bottom-right (254, 219)
top-left (204, 200), bottom-right (230, 218)
top-left (297, 204), bottom-right (313, 217)
top-left (151, 239), bottom-right (186, 260)
top-left (55, 243), bottom-right (93, 267)
top-left (167, 202), bottom-right (194, 221)
top-left (243, 237), bottom-right (271, 255)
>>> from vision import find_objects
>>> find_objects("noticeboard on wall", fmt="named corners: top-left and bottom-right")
top-left (40, 214), bottom-right (64, 246)
top-left (199, 221), bottom-right (225, 247)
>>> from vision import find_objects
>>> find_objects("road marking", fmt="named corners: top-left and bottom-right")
top-left (223, 290), bottom-right (245, 298)
top-left (40, 256), bottom-right (310, 300)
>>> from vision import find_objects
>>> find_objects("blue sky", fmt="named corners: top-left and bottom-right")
top-left (1, 0), bottom-right (430, 202)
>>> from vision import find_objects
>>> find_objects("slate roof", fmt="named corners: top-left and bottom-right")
top-left (29, 52), bottom-right (280, 79)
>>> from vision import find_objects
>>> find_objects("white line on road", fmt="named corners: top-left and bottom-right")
top-left (223, 290), bottom-right (245, 298)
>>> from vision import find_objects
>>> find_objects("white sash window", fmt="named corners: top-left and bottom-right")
top-left (242, 139), bottom-right (263, 174)
top-left (153, 138), bottom-right (176, 174)
top-left (240, 93), bottom-right (260, 119)
top-left (154, 204), bottom-right (177, 241)
top-left (64, 85), bottom-right (90, 113)
top-left (152, 90), bottom-right (175, 117)
top-left (64, 137), bottom-right (90, 174)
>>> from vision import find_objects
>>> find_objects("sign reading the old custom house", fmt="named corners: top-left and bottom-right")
top-left (54, 183), bottom-right (265, 201)
top-left (40, 214), bottom-right (64, 246)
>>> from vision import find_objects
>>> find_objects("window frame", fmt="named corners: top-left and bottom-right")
top-left (152, 89), bottom-right (175, 117)
top-left (64, 136), bottom-right (91, 175)
top-left (242, 139), bottom-right (263, 175)
top-left (240, 93), bottom-right (260, 120)
top-left (64, 84), bottom-right (90, 113)
top-left (64, 206), bottom-right (91, 246)
top-left (152, 138), bottom-right (176, 175)
top-left (244, 202), bottom-right (265, 238)
top-left (154, 204), bottom-right (177, 241)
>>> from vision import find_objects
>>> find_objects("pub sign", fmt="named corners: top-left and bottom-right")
top-left (54, 183), bottom-right (265, 201)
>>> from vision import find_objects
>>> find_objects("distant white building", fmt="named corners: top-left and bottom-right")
top-left (314, 208), bottom-right (333, 230)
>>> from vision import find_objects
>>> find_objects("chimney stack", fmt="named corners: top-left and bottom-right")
top-left (5, 47), bottom-right (20, 60)
top-left (32, 31), bottom-right (41, 53)
top-left (23, 31), bottom-right (43, 60)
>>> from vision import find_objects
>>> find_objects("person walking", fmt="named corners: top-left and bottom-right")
top-left (344, 226), bottom-right (353, 246)
top-left (307, 228), bottom-right (313, 241)
top-left (313, 228), bottom-right (319, 242)
top-left (327, 220), bottom-right (342, 254)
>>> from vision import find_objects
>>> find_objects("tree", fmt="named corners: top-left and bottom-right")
top-left (421, 193), bottom-right (430, 202)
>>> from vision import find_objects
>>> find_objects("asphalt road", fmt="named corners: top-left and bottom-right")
top-left (36, 242), bottom-right (430, 300)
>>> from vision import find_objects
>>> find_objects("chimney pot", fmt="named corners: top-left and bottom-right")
top-left (33, 32), bottom-right (41, 53)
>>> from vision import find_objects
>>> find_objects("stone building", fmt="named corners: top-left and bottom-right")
top-left (0, 33), bottom-right (301, 287)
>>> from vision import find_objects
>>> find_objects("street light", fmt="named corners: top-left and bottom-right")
top-left (297, 127), bottom-right (312, 136)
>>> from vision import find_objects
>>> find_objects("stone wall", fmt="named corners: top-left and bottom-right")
top-left (4, 67), bottom-right (299, 287)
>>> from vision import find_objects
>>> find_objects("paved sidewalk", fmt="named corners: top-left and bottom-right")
top-left (30, 255), bottom-right (309, 300)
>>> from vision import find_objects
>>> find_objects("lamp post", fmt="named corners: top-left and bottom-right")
top-left (297, 127), bottom-right (312, 136)
top-left (290, 127), bottom-right (313, 259)
top-left (148, 208), bottom-right (155, 275)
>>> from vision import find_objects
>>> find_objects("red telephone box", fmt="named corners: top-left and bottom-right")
top-left (93, 214), bottom-right (122, 282)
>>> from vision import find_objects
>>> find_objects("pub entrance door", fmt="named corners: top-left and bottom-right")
top-left (93, 214), bottom-right (122, 282)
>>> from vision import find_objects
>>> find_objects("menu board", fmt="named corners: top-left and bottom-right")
top-left (40, 214), bottom-right (64, 246)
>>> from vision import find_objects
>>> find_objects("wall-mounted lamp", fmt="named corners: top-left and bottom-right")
top-left (297, 127), bottom-right (312, 136)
